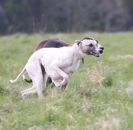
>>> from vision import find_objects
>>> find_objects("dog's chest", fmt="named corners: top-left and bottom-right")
top-left (60, 57), bottom-right (80, 74)
top-left (41, 47), bottom-right (81, 74)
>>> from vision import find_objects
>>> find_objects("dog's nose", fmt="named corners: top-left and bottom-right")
top-left (99, 50), bottom-right (103, 54)
top-left (100, 47), bottom-right (104, 50)
top-left (99, 47), bottom-right (104, 54)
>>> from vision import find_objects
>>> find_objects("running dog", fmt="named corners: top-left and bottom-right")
top-left (10, 37), bottom-right (104, 98)
top-left (24, 39), bottom-right (84, 88)
top-left (23, 39), bottom-right (69, 84)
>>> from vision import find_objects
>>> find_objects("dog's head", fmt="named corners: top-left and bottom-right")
top-left (77, 37), bottom-right (104, 57)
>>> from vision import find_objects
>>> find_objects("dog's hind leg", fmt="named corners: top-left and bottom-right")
top-left (21, 76), bottom-right (44, 98)
top-left (21, 86), bottom-right (36, 96)
top-left (35, 76), bottom-right (44, 98)
top-left (23, 61), bottom-right (44, 98)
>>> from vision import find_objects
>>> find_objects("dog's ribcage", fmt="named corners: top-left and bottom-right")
top-left (39, 47), bottom-right (81, 78)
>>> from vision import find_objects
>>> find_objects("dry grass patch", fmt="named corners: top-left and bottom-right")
top-left (79, 61), bottom-right (112, 97)
top-left (89, 115), bottom-right (124, 130)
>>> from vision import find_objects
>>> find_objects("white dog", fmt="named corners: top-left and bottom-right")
top-left (10, 37), bottom-right (104, 98)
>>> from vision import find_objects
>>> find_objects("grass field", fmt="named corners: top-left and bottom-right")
top-left (0, 32), bottom-right (133, 130)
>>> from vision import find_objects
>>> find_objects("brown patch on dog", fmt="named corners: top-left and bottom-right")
top-left (34, 39), bottom-right (68, 51)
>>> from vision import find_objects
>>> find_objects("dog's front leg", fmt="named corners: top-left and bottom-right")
top-left (51, 66), bottom-right (69, 87)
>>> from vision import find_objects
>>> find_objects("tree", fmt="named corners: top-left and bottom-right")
top-left (0, 0), bottom-right (132, 34)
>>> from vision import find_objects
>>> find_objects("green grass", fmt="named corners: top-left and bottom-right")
top-left (0, 32), bottom-right (133, 130)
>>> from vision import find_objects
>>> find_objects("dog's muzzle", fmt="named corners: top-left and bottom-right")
top-left (85, 51), bottom-right (100, 57)
top-left (99, 47), bottom-right (104, 54)
top-left (87, 46), bottom-right (104, 57)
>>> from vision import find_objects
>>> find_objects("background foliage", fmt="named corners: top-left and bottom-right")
top-left (0, 0), bottom-right (133, 34)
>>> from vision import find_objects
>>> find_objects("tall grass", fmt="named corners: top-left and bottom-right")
top-left (0, 32), bottom-right (133, 130)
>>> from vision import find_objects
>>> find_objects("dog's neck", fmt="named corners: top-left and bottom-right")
top-left (71, 43), bottom-right (86, 59)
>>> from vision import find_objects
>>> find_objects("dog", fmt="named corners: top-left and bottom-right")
top-left (10, 37), bottom-right (104, 98)
top-left (23, 39), bottom-right (84, 88)
top-left (23, 39), bottom-right (69, 84)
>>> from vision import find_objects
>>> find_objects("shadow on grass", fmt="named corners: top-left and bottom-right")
top-left (0, 86), bottom-right (9, 95)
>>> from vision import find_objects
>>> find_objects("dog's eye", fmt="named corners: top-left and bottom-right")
top-left (89, 44), bottom-right (93, 47)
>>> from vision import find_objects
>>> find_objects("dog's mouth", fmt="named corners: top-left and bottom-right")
top-left (85, 51), bottom-right (100, 57)
top-left (94, 53), bottom-right (100, 57)
top-left (84, 46), bottom-right (104, 57)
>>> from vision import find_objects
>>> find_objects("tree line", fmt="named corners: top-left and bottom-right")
top-left (0, 0), bottom-right (133, 34)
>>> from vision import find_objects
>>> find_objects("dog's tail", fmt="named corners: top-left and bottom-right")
top-left (10, 66), bottom-right (26, 83)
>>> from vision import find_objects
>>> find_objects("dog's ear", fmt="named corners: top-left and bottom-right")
top-left (83, 37), bottom-right (93, 40)
top-left (75, 40), bottom-right (81, 46)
